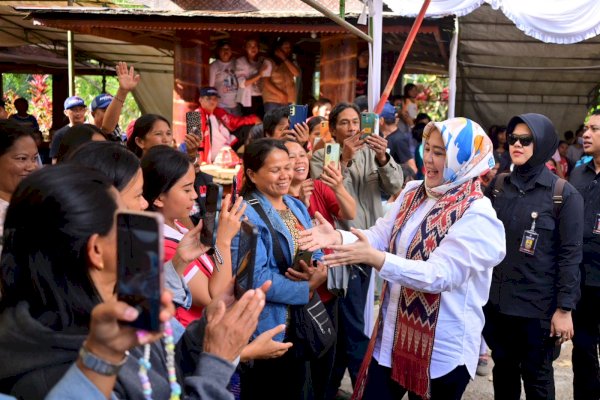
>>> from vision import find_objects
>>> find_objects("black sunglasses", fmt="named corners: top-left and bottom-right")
top-left (508, 134), bottom-right (534, 146)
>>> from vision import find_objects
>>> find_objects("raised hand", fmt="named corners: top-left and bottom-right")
top-left (286, 122), bottom-right (310, 146)
top-left (299, 179), bottom-right (314, 208)
top-left (116, 61), bottom-right (140, 92)
top-left (298, 212), bottom-right (339, 252)
top-left (320, 163), bottom-right (344, 192)
top-left (216, 194), bottom-right (247, 245)
top-left (341, 133), bottom-right (365, 166)
top-left (364, 134), bottom-right (389, 165)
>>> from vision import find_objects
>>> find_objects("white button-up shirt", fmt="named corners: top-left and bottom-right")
top-left (340, 181), bottom-right (506, 379)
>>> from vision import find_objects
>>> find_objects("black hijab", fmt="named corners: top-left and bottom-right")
top-left (507, 113), bottom-right (558, 190)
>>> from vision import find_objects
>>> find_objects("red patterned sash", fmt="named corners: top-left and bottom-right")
top-left (352, 179), bottom-right (483, 399)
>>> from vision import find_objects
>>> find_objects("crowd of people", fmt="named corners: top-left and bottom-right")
top-left (0, 47), bottom-right (598, 400)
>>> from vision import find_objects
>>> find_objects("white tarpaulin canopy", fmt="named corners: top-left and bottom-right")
top-left (388, 0), bottom-right (600, 133)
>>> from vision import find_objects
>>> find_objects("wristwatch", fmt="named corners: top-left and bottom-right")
top-left (559, 307), bottom-right (572, 312)
top-left (78, 343), bottom-right (128, 376)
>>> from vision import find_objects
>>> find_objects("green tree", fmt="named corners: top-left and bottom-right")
top-left (403, 74), bottom-right (449, 122)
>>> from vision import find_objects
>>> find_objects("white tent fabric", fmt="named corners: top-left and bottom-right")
top-left (388, 0), bottom-right (600, 44)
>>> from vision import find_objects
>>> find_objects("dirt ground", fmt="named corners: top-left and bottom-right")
top-left (340, 338), bottom-right (575, 399)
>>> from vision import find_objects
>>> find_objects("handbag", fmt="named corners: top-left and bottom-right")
top-left (246, 195), bottom-right (336, 360)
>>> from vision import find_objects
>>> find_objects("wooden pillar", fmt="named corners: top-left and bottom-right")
top-left (319, 34), bottom-right (357, 105)
top-left (51, 72), bottom-right (69, 132)
top-left (173, 32), bottom-right (209, 144)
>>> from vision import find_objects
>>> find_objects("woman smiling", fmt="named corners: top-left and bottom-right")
top-left (300, 118), bottom-right (507, 400)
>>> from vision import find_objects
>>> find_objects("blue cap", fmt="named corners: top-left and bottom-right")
top-left (199, 87), bottom-right (220, 98)
top-left (64, 96), bottom-right (86, 110)
top-left (91, 93), bottom-right (113, 111)
top-left (379, 102), bottom-right (396, 120)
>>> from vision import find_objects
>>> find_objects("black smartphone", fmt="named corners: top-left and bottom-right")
top-left (231, 176), bottom-right (238, 207)
top-left (200, 183), bottom-right (223, 247)
top-left (186, 111), bottom-right (202, 140)
top-left (234, 220), bottom-right (258, 300)
top-left (116, 211), bottom-right (164, 332)
top-left (289, 104), bottom-right (308, 130)
top-left (292, 250), bottom-right (313, 271)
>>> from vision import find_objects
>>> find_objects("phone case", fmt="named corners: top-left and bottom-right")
top-left (116, 211), bottom-right (164, 332)
top-left (292, 250), bottom-right (313, 271)
top-left (324, 143), bottom-right (341, 169)
top-left (320, 120), bottom-right (329, 138)
top-left (360, 112), bottom-right (379, 139)
top-left (289, 104), bottom-right (308, 129)
top-left (201, 183), bottom-right (223, 247)
top-left (186, 111), bottom-right (202, 139)
top-left (234, 220), bottom-right (258, 299)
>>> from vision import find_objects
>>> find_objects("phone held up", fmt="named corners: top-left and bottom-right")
top-left (289, 104), bottom-right (308, 130)
top-left (116, 211), bottom-right (164, 332)
top-left (360, 112), bottom-right (380, 139)
top-left (200, 183), bottom-right (223, 248)
top-left (230, 175), bottom-right (238, 207)
top-left (324, 143), bottom-right (341, 169)
top-left (186, 111), bottom-right (202, 141)
top-left (234, 220), bottom-right (259, 300)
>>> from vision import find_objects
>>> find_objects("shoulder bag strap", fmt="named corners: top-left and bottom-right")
top-left (246, 195), bottom-right (289, 275)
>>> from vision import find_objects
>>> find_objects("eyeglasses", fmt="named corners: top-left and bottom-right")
top-left (508, 134), bottom-right (534, 146)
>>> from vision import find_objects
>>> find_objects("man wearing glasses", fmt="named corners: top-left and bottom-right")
top-left (568, 110), bottom-right (600, 400)
top-left (483, 113), bottom-right (583, 400)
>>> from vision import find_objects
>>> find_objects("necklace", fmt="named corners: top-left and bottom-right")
top-left (137, 320), bottom-right (181, 400)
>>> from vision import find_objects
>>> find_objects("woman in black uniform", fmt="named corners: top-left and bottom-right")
top-left (483, 113), bottom-right (584, 400)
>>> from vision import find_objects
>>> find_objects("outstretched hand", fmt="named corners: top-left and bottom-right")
top-left (241, 324), bottom-right (293, 361)
top-left (203, 280), bottom-right (271, 362)
top-left (298, 212), bottom-right (339, 252)
top-left (325, 228), bottom-right (385, 270)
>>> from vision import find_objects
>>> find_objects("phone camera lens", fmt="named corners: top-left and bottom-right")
top-left (326, 146), bottom-right (331, 154)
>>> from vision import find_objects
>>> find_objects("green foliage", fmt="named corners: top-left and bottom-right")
top-left (403, 74), bottom-right (449, 122)
top-left (75, 75), bottom-right (140, 128)
top-left (2, 73), bottom-right (140, 132)
top-left (3, 74), bottom-right (53, 138)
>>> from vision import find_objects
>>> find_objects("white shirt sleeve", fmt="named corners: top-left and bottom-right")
top-left (378, 198), bottom-right (506, 293)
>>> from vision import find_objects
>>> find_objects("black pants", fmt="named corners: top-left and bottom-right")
top-left (362, 358), bottom-right (470, 400)
top-left (483, 305), bottom-right (556, 400)
top-left (572, 285), bottom-right (600, 400)
top-left (326, 266), bottom-right (372, 399)
top-left (240, 96), bottom-right (264, 119)
top-left (310, 298), bottom-right (338, 400)
top-left (240, 346), bottom-right (312, 400)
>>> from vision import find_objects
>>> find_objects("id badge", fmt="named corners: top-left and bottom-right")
top-left (520, 230), bottom-right (539, 255)
top-left (594, 213), bottom-right (600, 235)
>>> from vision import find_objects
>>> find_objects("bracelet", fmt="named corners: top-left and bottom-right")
top-left (213, 244), bottom-right (225, 269)
top-left (113, 96), bottom-right (125, 104)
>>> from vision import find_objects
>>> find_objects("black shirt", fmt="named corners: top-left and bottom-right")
top-left (49, 124), bottom-right (70, 159)
top-left (568, 161), bottom-right (600, 287)
top-left (486, 168), bottom-right (583, 319)
top-left (386, 128), bottom-right (413, 165)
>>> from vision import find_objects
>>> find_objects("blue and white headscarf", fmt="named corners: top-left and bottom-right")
top-left (423, 117), bottom-right (494, 196)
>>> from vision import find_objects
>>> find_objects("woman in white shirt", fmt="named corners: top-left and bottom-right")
top-left (300, 118), bottom-right (507, 400)
top-left (235, 38), bottom-right (268, 117)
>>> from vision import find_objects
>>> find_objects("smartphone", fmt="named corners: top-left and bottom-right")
top-left (320, 120), bottom-right (329, 138)
top-left (200, 183), bottom-right (223, 247)
top-left (360, 112), bottom-right (379, 139)
top-left (186, 111), bottom-right (202, 140)
top-left (231, 176), bottom-right (238, 207)
top-left (324, 143), bottom-right (341, 169)
top-left (116, 211), bottom-right (164, 332)
top-left (292, 250), bottom-right (313, 272)
top-left (289, 104), bottom-right (308, 130)
top-left (234, 220), bottom-right (258, 300)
